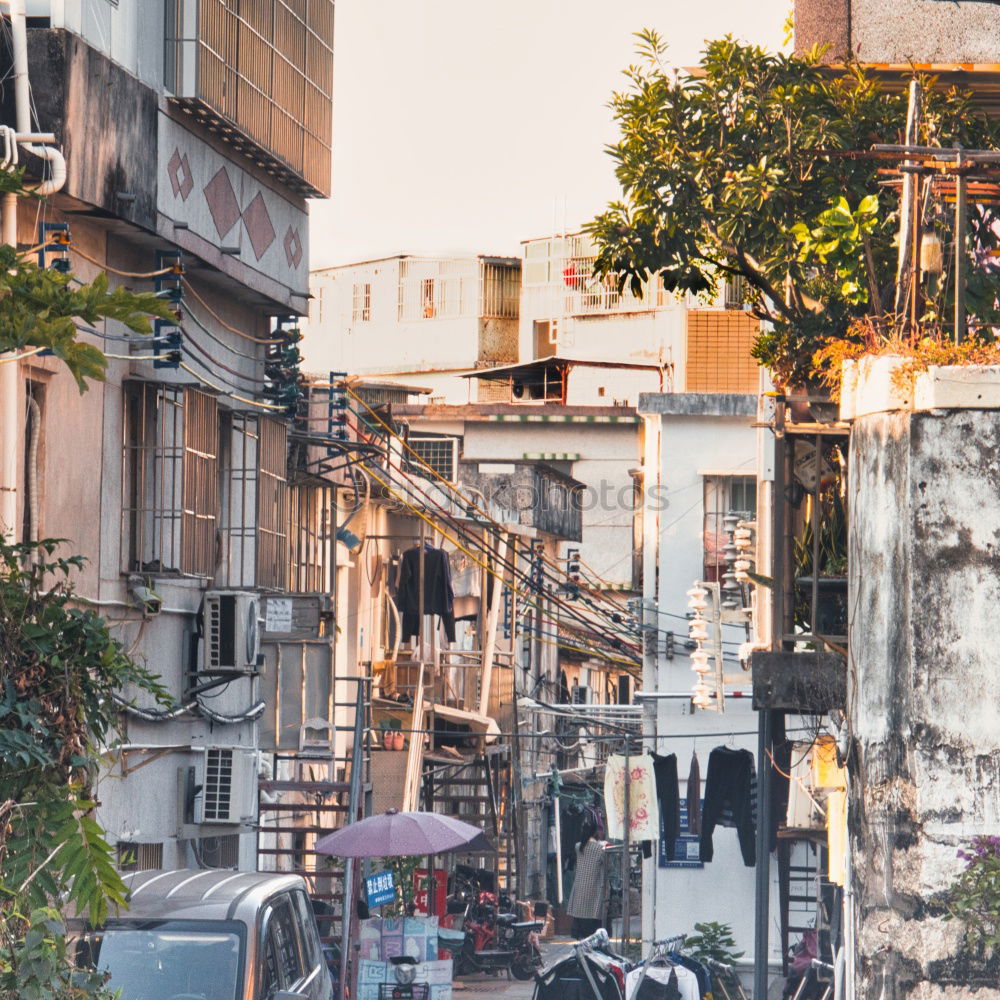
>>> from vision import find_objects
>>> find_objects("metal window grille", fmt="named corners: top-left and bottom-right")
top-left (288, 484), bottom-right (333, 593)
top-left (397, 259), bottom-right (476, 320)
top-left (724, 274), bottom-right (746, 309)
top-left (117, 842), bottom-right (163, 872)
top-left (257, 416), bottom-right (289, 591)
top-left (404, 436), bottom-right (458, 482)
top-left (199, 833), bottom-right (240, 868)
top-left (480, 261), bottom-right (519, 318)
top-left (352, 282), bottom-right (371, 323)
top-left (123, 383), bottom-right (217, 577)
top-left (703, 475), bottom-right (757, 582)
top-left (218, 414), bottom-right (288, 590)
top-left (219, 413), bottom-right (259, 589)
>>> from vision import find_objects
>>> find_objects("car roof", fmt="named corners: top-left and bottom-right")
top-left (98, 869), bottom-right (309, 925)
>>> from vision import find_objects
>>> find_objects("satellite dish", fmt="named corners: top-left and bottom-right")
top-left (512, 380), bottom-right (525, 399)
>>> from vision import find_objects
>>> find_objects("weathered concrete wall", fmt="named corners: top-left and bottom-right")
top-left (850, 409), bottom-right (1000, 997)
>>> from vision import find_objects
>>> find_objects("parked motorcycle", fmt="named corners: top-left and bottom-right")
top-left (443, 878), bottom-right (543, 980)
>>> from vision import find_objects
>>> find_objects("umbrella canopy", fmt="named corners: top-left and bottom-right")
top-left (315, 809), bottom-right (495, 859)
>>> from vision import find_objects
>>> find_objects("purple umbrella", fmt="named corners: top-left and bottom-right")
top-left (315, 808), bottom-right (495, 858)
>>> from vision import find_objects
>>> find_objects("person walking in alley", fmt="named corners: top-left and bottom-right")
top-left (566, 820), bottom-right (608, 939)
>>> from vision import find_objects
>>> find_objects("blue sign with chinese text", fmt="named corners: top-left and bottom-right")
top-left (366, 870), bottom-right (396, 908)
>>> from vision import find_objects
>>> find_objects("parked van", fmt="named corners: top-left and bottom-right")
top-left (68, 869), bottom-right (334, 1000)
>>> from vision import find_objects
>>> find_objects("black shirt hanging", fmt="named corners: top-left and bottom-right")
top-left (396, 543), bottom-right (456, 643)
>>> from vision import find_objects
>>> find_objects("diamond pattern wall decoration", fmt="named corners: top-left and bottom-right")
top-left (167, 148), bottom-right (194, 200)
top-left (283, 227), bottom-right (303, 269)
top-left (242, 192), bottom-right (276, 261)
top-left (203, 167), bottom-right (241, 239)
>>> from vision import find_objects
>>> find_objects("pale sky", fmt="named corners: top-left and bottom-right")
top-left (309, 0), bottom-right (788, 268)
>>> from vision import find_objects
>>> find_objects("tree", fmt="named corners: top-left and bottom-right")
top-left (588, 33), bottom-right (1000, 385)
top-left (0, 169), bottom-right (173, 390)
top-left (0, 538), bottom-right (170, 1000)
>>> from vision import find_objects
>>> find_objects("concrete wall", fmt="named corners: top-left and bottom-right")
top-left (850, 407), bottom-right (1000, 996)
top-left (305, 260), bottom-right (487, 393)
top-left (795, 0), bottom-right (1000, 64)
top-left (638, 394), bottom-right (766, 958)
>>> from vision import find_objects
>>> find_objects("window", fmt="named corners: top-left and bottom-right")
top-left (703, 475), bottom-right (757, 582)
top-left (257, 417), bottom-right (289, 590)
top-left (723, 274), bottom-right (746, 309)
top-left (685, 310), bottom-right (761, 393)
top-left (288, 484), bottom-right (333, 593)
top-left (404, 436), bottom-right (459, 481)
top-left (262, 898), bottom-right (306, 991)
top-left (116, 842), bottom-right (163, 872)
top-left (123, 383), bottom-right (218, 577)
top-left (351, 281), bottom-right (371, 322)
top-left (217, 414), bottom-right (289, 590)
top-left (421, 278), bottom-right (436, 317)
top-left (480, 261), bottom-right (519, 319)
top-left (199, 834), bottom-right (240, 869)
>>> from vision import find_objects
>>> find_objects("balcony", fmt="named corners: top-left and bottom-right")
top-left (165, 0), bottom-right (334, 197)
top-left (458, 460), bottom-right (583, 542)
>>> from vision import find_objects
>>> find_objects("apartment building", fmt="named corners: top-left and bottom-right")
top-left (307, 254), bottom-right (521, 402)
top-left (1, 1), bottom-right (336, 875)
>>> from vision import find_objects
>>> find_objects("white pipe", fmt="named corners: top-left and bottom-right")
top-left (7, 0), bottom-right (66, 196)
top-left (74, 596), bottom-right (198, 617)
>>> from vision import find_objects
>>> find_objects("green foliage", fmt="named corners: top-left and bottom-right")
top-left (684, 921), bottom-right (745, 965)
top-left (0, 244), bottom-right (174, 390)
top-left (0, 536), bottom-right (170, 1000)
top-left (0, 166), bottom-right (174, 391)
top-left (588, 32), bottom-right (1000, 385)
top-left (945, 837), bottom-right (1000, 950)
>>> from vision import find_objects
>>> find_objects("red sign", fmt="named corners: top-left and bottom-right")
top-left (412, 868), bottom-right (448, 916)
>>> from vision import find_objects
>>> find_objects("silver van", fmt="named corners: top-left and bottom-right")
top-left (68, 869), bottom-right (335, 1000)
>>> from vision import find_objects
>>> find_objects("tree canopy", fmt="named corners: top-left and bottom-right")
top-left (588, 33), bottom-right (1000, 384)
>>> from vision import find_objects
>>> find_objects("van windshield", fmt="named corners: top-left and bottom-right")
top-left (69, 920), bottom-right (245, 1000)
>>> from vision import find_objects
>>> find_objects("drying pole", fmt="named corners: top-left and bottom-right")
top-left (622, 737), bottom-right (631, 954)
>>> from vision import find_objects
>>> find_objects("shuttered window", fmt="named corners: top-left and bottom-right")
top-left (685, 310), bottom-right (761, 394)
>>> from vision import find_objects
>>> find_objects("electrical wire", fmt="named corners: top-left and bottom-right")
top-left (180, 303), bottom-right (271, 362)
top-left (181, 278), bottom-right (285, 345)
top-left (69, 244), bottom-right (178, 279)
top-left (344, 410), bottom-right (644, 655)
top-left (177, 361), bottom-right (287, 412)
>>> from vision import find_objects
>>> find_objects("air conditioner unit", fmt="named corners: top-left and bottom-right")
top-left (196, 747), bottom-right (258, 825)
top-left (571, 684), bottom-right (590, 705)
top-left (203, 591), bottom-right (260, 674)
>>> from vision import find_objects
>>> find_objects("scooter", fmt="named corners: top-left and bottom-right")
top-left (446, 889), bottom-right (544, 980)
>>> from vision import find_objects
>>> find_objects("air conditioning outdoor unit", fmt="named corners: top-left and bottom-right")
top-left (196, 747), bottom-right (259, 825)
top-left (203, 591), bottom-right (260, 674)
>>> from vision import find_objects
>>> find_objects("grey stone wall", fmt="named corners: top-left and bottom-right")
top-left (850, 409), bottom-right (1000, 997)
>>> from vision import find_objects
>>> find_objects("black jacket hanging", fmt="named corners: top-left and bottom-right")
top-left (699, 746), bottom-right (756, 867)
top-left (396, 544), bottom-right (456, 643)
top-left (652, 752), bottom-right (681, 860)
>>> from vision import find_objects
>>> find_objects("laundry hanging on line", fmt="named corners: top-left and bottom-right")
top-left (699, 745), bottom-right (757, 867)
top-left (396, 543), bottom-right (456, 643)
top-left (604, 753), bottom-right (658, 841)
